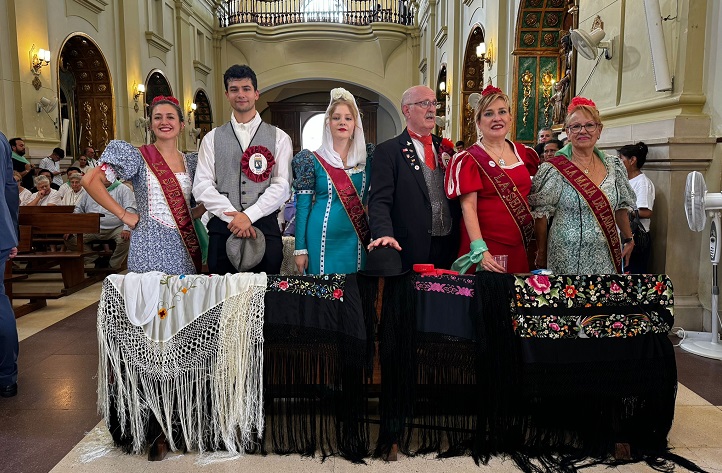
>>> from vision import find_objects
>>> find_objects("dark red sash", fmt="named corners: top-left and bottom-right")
top-left (548, 155), bottom-right (622, 273)
top-left (466, 144), bottom-right (535, 247)
top-left (313, 152), bottom-right (371, 247)
top-left (139, 145), bottom-right (202, 273)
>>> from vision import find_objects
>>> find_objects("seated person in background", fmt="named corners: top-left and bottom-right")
top-left (61, 173), bottom-right (86, 206)
top-left (31, 169), bottom-right (60, 191)
top-left (56, 166), bottom-right (83, 202)
top-left (38, 148), bottom-right (65, 187)
top-left (455, 140), bottom-right (465, 153)
top-left (13, 171), bottom-right (33, 206)
top-left (26, 175), bottom-right (61, 206)
top-left (541, 139), bottom-right (564, 164)
top-left (71, 151), bottom-right (94, 173)
top-left (67, 173), bottom-right (137, 270)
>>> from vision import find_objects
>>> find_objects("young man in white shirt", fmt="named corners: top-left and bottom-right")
top-left (193, 64), bottom-right (292, 274)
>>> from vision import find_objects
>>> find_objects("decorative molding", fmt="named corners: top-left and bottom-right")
top-left (193, 60), bottom-right (212, 81)
top-left (145, 31), bottom-right (173, 58)
top-left (418, 57), bottom-right (427, 76)
top-left (463, 0), bottom-right (474, 5)
top-left (175, 0), bottom-right (194, 17)
top-left (69, 0), bottom-right (108, 14)
top-left (434, 26), bottom-right (447, 49)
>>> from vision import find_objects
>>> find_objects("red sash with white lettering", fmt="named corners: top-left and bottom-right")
top-left (313, 152), bottom-right (371, 247)
top-left (465, 144), bottom-right (535, 247)
top-left (548, 155), bottom-right (622, 273)
top-left (139, 145), bottom-right (202, 273)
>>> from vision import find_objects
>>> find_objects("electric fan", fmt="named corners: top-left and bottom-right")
top-left (682, 171), bottom-right (722, 360)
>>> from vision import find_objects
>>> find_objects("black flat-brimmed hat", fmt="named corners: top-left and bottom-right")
top-left (359, 246), bottom-right (408, 277)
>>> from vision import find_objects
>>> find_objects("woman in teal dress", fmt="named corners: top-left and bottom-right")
top-left (292, 88), bottom-right (374, 275)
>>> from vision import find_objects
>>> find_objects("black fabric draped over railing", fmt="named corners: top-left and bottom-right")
top-left (217, 0), bottom-right (415, 28)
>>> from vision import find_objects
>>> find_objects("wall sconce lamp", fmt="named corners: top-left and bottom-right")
top-left (133, 83), bottom-right (146, 113)
top-left (188, 103), bottom-right (201, 143)
top-left (29, 44), bottom-right (51, 90)
top-left (476, 41), bottom-right (493, 70)
top-left (439, 81), bottom-right (449, 98)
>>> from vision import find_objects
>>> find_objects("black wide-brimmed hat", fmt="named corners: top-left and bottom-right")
top-left (360, 246), bottom-right (408, 277)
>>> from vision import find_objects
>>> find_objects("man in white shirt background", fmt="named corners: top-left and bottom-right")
top-left (38, 148), bottom-right (65, 187)
top-left (193, 64), bottom-right (292, 274)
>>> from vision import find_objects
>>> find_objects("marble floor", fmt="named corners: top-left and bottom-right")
top-left (1, 274), bottom-right (721, 473)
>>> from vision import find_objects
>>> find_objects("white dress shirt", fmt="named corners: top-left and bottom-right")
top-left (193, 112), bottom-right (293, 224)
top-left (39, 157), bottom-right (63, 186)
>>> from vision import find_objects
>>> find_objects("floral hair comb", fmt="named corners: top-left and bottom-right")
top-left (567, 96), bottom-right (596, 113)
top-left (151, 95), bottom-right (180, 106)
top-left (481, 85), bottom-right (503, 96)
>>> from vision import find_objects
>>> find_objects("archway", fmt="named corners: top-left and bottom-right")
top-left (144, 70), bottom-right (173, 109)
top-left (460, 26), bottom-right (486, 148)
top-left (193, 89), bottom-right (213, 144)
top-left (58, 34), bottom-right (115, 158)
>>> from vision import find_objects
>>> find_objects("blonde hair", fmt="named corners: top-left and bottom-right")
top-left (474, 92), bottom-right (512, 124)
top-left (327, 96), bottom-right (360, 127)
top-left (565, 104), bottom-right (601, 127)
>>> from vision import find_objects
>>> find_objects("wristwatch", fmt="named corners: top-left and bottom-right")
top-left (622, 237), bottom-right (633, 244)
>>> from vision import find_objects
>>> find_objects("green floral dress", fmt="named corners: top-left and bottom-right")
top-left (529, 146), bottom-right (636, 274)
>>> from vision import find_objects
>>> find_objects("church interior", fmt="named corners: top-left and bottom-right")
top-left (1, 0), bottom-right (722, 471)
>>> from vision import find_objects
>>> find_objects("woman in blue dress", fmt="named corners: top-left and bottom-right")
top-left (81, 96), bottom-right (204, 275)
top-left (292, 88), bottom-right (374, 275)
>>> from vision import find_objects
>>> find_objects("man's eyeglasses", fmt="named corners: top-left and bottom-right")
top-left (566, 122), bottom-right (600, 134)
top-left (407, 100), bottom-right (439, 109)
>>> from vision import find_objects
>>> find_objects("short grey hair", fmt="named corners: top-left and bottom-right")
top-left (34, 175), bottom-right (50, 186)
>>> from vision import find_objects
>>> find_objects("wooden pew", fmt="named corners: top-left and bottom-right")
top-left (13, 211), bottom-right (104, 297)
top-left (4, 225), bottom-right (47, 317)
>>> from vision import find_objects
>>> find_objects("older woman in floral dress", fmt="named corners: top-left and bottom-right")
top-left (529, 97), bottom-right (636, 274)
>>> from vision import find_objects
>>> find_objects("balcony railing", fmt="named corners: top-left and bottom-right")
top-left (218, 0), bottom-right (415, 28)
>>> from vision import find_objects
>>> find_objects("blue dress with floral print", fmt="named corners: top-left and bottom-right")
top-left (99, 140), bottom-right (198, 275)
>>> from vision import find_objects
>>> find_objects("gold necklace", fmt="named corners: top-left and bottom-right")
top-left (573, 153), bottom-right (595, 174)
top-left (483, 141), bottom-right (507, 166)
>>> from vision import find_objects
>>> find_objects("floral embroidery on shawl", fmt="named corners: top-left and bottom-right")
top-left (511, 274), bottom-right (673, 339)
top-left (267, 274), bottom-right (346, 301)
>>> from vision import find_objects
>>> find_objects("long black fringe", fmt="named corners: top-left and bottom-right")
top-left (263, 325), bottom-right (369, 463)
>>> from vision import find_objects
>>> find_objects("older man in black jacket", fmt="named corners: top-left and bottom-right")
top-left (367, 85), bottom-right (460, 271)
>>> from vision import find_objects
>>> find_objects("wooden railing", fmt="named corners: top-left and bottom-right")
top-left (218, 0), bottom-right (415, 27)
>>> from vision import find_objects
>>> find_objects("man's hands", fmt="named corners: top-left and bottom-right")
top-left (224, 211), bottom-right (256, 238)
top-left (121, 230), bottom-right (131, 240)
top-left (367, 236), bottom-right (402, 251)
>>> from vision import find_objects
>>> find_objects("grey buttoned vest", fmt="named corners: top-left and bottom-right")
top-left (213, 121), bottom-right (277, 210)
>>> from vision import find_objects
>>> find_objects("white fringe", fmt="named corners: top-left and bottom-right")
top-left (97, 276), bottom-right (266, 455)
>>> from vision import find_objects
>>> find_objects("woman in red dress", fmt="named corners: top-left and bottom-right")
top-left (445, 85), bottom-right (539, 273)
